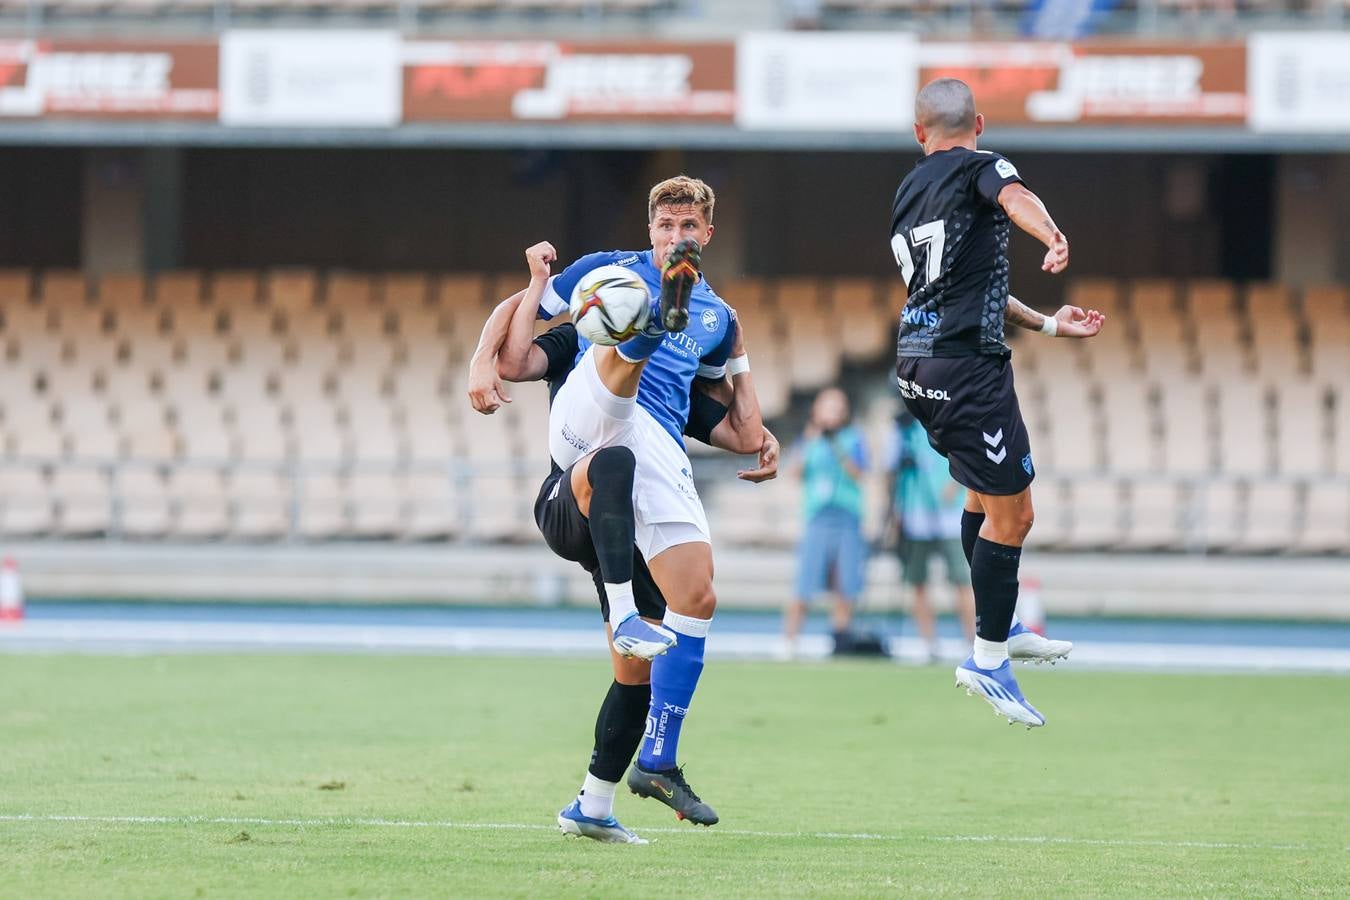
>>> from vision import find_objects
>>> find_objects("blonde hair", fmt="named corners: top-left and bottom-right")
top-left (647, 175), bottom-right (715, 224)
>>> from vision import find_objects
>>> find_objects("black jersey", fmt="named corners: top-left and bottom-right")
top-left (890, 147), bottom-right (1024, 358)
top-left (531, 324), bottom-right (728, 469)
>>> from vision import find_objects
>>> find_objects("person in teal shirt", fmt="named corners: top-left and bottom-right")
top-left (888, 411), bottom-right (976, 663)
top-left (783, 388), bottom-right (869, 657)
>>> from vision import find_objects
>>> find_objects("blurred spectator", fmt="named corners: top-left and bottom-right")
top-left (782, 388), bottom-right (869, 658)
top-left (887, 411), bottom-right (975, 664)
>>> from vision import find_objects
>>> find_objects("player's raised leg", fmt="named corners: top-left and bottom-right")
top-left (960, 497), bottom-right (1071, 664)
top-left (954, 487), bottom-right (1046, 727)
top-left (626, 537), bottom-right (719, 826)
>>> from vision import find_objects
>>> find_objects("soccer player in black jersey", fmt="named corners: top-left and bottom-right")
top-left (890, 78), bottom-right (1104, 727)
top-left (468, 241), bottom-right (778, 841)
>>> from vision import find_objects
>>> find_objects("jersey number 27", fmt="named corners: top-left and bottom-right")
top-left (891, 219), bottom-right (947, 287)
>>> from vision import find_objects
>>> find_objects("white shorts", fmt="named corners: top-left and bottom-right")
top-left (548, 347), bottom-right (711, 560)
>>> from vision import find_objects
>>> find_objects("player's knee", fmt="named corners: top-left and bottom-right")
top-left (680, 583), bottom-right (717, 620)
top-left (612, 656), bottom-right (651, 685)
top-left (588, 446), bottom-right (636, 488)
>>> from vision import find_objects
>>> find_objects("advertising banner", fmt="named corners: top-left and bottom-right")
top-left (219, 30), bottom-right (401, 127)
top-left (1249, 33), bottom-right (1350, 132)
top-left (0, 39), bottom-right (218, 119)
top-left (919, 41), bottom-right (1247, 125)
top-left (403, 40), bottom-right (735, 122)
top-left (735, 32), bottom-right (918, 131)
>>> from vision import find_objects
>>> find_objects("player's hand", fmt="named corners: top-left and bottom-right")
top-left (467, 361), bottom-right (512, 414)
top-left (737, 429), bottom-right (780, 483)
top-left (525, 241), bottom-right (556, 281)
top-left (1041, 231), bottom-right (1069, 274)
top-left (1052, 305), bottom-right (1105, 339)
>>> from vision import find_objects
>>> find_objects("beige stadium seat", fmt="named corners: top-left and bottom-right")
top-left (0, 269), bottom-right (33, 303)
top-left (463, 471), bottom-right (526, 541)
top-left (381, 273), bottom-right (432, 309)
top-left (1127, 280), bottom-right (1181, 336)
top-left (1246, 285), bottom-right (1303, 378)
top-left (9, 419), bottom-right (65, 459)
top-left (1067, 278), bottom-right (1124, 321)
top-left (297, 471), bottom-right (347, 539)
top-left (177, 406), bottom-right (233, 462)
top-left (1235, 481), bottom-right (1298, 553)
top-left (1214, 379), bottom-right (1270, 476)
top-left (1121, 479), bottom-right (1184, 550)
top-left (782, 283), bottom-right (839, 390)
top-left (117, 467), bottom-right (172, 537)
top-left (51, 466), bottom-right (111, 535)
top-left (0, 466), bottom-right (54, 535)
top-left (153, 270), bottom-right (204, 306)
top-left (1099, 380), bottom-right (1156, 474)
top-left (59, 398), bottom-right (118, 461)
top-left (1158, 381), bottom-right (1212, 474)
top-left (1333, 389), bottom-right (1350, 477)
top-left (119, 406), bottom-right (178, 461)
top-left (326, 272), bottom-right (375, 310)
top-left (96, 272), bottom-right (147, 308)
top-left (210, 271), bottom-right (260, 309)
top-left (1065, 478), bottom-right (1124, 549)
top-left (436, 274), bottom-right (487, 316)
top-left (406, 413), bottom-right (457, 463)
top-left (1273, 382), bottom-right (1328, 476)
top-left (1043, 377), bottom-right (1100, 472)
top-left (41, 270), bottom-right (89, 307)
top-left (1198, 480), bottom-right (1242, 551)
top-left (269, 269), bottom-right (321, 318)
top-left (402, 468), bottom-right (458, 539)
top-left (167, 467), bottom-right (230, 539)
top-left (1029, 478), bottom-right (1067, 549)
top-left (228, 468), bottom-right (292, 539)
top-left (1302, 285), bottom-right (1349, 386)
top-left (347, 470), bottom-right (404, 537)
top-left (1296, 481), bottom-right (1350, 553)
top-left (350, 415), bottom-right (405, 464)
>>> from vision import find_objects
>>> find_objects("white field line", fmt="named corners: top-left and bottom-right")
top-left (0, 814), bottom-right (1338, 853)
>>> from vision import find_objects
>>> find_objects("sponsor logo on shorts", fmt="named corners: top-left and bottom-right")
top-left (983, 428), bottom-right (1006, 464)
top-left (561, 424), bottom-right (591, 453)
top-left (897, 378), bottom-right (951, 401)
top-left (1022, 453), bottom-right (1034, 476)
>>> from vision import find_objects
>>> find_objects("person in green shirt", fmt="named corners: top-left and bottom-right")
top-left (782, 388), bottom-right (869, 657)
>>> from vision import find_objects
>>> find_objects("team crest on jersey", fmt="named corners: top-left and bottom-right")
top-left (996, 159), bottom-right (1018, 179)
top-left (702, 309), bottom-right (719, 332)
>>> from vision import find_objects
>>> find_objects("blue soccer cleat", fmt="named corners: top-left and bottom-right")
top-left (611, 612), bottom-right (677, 660)
top-left (1007, 620), bottom-right (1073, 665)
top-left (557, 799), bottom-right (648, 844)
top-left (954, 656), bottom-right (1046, 728)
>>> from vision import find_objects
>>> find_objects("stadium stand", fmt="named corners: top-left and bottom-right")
top-left (0, 268), bottom-right (1347, 553)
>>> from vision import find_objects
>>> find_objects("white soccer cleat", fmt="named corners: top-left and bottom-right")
top-left (557, 800), bottom-right (648, 844)
top-left (954, 657), bottom-right (1046, 728)
top-left (611, 612), bottom-right (677, 660)
top-left (1007, 621), bottom-right (1072, 665)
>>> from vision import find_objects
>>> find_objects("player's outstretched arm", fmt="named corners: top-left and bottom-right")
top-left (467, 289), bottom-right (525, 414)
top-left (997, 183), bottom-right (1069, 274)
top-left (497, 242), bottom-right (558, 383)
top-left (1005, 294), bottom-right (1105, 339)
top-left (717, 313), bottom-right (764, 453)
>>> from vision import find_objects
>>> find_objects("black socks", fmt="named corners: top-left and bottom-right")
top-left (588, 680), bottom-right (651, 783)
top-left (586, 446), bottom-right (637, 586)
top-left (971, 537), bottom-right (1022, 642)
top-left (960, 509), bottom-right (985, 566)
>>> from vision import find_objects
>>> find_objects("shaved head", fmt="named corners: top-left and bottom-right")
top-left (915, 78), bottom-right (977, 136)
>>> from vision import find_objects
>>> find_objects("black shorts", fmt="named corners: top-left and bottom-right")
top-left (895, 354), bottom-right (1034, 497)
top-left (533, 466), bottom-right (667, 624)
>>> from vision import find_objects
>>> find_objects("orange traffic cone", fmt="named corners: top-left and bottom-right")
top-left (0, 557), bottom-right (24, 623)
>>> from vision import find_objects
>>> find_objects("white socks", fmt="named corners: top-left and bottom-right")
top-left (662, 609), bottom-right (712, 638)
top-left (605, 582), bottom-right (637, 630)
top-left (578, 773), bottom-right (617, 819)
top-left (973, 637), bottom-right (1009, 670)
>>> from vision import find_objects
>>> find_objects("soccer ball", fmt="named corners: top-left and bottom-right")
top-left (568, 265), bottom-right (651, 346)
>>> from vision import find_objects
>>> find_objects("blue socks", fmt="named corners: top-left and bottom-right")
top-left (637, 611), bottom-right (710, 771)
top-left (616, 299), bottom-right (666, 362)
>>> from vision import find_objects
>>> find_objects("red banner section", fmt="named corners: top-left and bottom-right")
top-left (0, 40), bottom-right (218, 119)
top-left (919, 42), bottom-right (1247, 125)
top-left (402, 40), bottom-right (736, 122)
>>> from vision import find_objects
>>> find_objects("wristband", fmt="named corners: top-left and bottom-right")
top-left (728, 354), bottom-right (750, 376)
top-left (1039, 315), bottom-right (1058, 337)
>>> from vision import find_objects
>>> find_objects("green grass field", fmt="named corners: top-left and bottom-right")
top-left (1, 654), bottom-right (1346, 898)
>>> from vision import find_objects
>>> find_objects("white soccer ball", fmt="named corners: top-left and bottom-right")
top-left (568, 265), bottom-right (652, 346)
